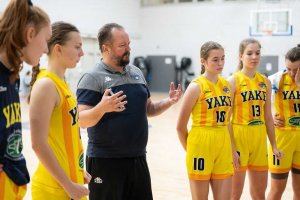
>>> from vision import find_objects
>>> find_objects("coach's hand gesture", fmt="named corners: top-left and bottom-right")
top-left (100, 89), bottom-right (127, 113)
top-left (168, 82), bottom-right (182, 105)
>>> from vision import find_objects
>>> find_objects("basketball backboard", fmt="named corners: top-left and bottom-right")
top-left (249, 9), bottom-right (292, 36)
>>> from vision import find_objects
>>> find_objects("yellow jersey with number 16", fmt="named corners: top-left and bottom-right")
top-left (191, 75), bottom-right (232, 127)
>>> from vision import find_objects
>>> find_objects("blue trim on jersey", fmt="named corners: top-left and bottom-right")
top-left (77, 89), bottom-right (101, 107)
top-left (77, 61), bottom-right (151, 158)
top-left (78, 83), bottom-right (150, 158)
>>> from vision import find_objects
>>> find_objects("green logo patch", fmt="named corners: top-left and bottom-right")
top-left (289, 116), bottom-right (300, 126)
top-left (6, 134), bottom-right (23, 159)
top-left (248, 120), bottom-right (263, 126)
top-left (79, 152), bottom-right (84, 169)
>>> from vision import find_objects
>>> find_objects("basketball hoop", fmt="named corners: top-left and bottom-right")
top-left (262, 29), bottom-right (273, 36)
top-left (249, 9), bottom-right (292, 37)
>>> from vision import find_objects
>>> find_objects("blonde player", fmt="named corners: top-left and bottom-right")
top-left (177, 41), bottom-right (238, 200)
top-left (229, 38), bottom-right (282, 200)
top-left (0, 0), bottom-right (51, 199)
top-left (267, 45), bottom-right (300, 200)
top-left (29, 22), bottom-right (90, 200)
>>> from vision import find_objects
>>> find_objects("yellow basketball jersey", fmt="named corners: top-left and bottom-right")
top-left (231, 71), bottom-right (267, 125)
top-left (191, 75), bottom-right (231, 127)
top-left (32, 70), bottom-right (85, 195)
top-left (274, 73), bottom-right (300, 131)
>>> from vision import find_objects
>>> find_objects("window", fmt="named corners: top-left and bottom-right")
top-left (179, 0), bottom-right (193, 2)
top-left (224, 0), bottom-right (255, 2)
top-left (141, 0), bottom-right (211, 6)
top-left (141, 0), bottom-right (174, 6)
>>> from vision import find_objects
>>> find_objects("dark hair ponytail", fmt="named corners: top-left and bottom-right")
top-left (27, 64), bottom-right (40, 103)
top-left (201, 65), bottom-right (205, 74)
top-left (285, 44), bottom-right (300, 62)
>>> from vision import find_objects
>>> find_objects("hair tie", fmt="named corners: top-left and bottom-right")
top-left (27, 0), bottom-right (33, 6)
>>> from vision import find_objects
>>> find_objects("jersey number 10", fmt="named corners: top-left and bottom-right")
top-left (193, 158), bottom-right (205, 171)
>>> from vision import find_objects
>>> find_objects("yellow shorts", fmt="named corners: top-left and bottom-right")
top-left (0, 172), bottom-right (27, 200)
top-left (31, 181), bottom-right (69, 200)
top-left (268, 128), bottom-right (300, 174)
top-left (32, 179), bottom-right (87, 200)
top-left (186, 126), bottom-right (233, 180)
top-left (232, 124), bottom-right (268, 171)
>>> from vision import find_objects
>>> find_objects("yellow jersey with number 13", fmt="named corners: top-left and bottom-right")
top-left (231, 71), bottom-right (267, 126)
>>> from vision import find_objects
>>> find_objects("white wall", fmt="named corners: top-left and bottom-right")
top-left (1, 0), bottom-right (299, 78)
top-left (138, 1), bottom-right (300, 76)
top-left (0, 0), bottom-right (141, 57)
top-left (0, 0), bottom-right (142, 92)
top-left (0, 0), bottom-right (141, 35)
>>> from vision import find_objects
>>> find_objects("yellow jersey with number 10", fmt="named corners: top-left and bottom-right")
top-left (231, 71), bottom-right (267, 126)
top-left (191, 76), bottom-right (232, 127)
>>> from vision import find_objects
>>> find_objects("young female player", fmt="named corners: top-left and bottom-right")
top-left (0, 0), bottom-right (51, 199)
top-left (267, 45), bottom-right (300, 200)
top-left (229, 38), bottom-right (282, 200)
top-left (177, 41), bottom-right (237, 200)
top-left (29, 21), bottom-right (90, 200)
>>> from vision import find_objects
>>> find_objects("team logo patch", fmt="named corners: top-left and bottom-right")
top-left (258, 82), bottom-right (266, 89)
top-left (223, 87), bottom-right (230, 93)
top-left (248, 120), bottom-right (263, 126)
top-left (79, 151), bottom-right (84, 170)
top-left (0, 86), bottom-right (7, 92)
top-left (94, 177), bottom-right (103, 184)
top-left (105, 76), bottom-right (112, 82)
top-left (6, 132), bottom-right (24, 160)
top-left (131, 75), bottom-right (140, 80)
top-left (240, 82), bottom-right (247, 87)
top-left (288, 116), bottom-right (300, 126)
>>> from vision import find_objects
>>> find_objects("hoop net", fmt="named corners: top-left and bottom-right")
top-left (262, 29), bottom-right (273, 36)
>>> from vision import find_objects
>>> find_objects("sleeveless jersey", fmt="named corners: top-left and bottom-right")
top-left (32, 69), bottom-right (85, 191)
top-left (274, 73), bottom-right (300, 131)
top-left (0, 61), bottom-right (29, 186)
top-left (231, 71), bottom-right (267, 125)
top-left (191, 76), bottom-right (231, 127)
